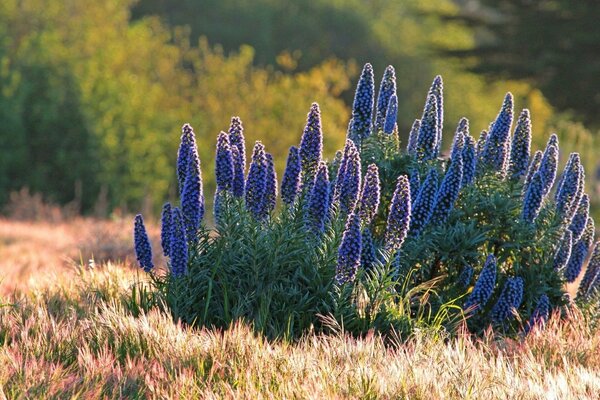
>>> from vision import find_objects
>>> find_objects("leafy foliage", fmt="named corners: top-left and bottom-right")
top-left (135, 63), bottom-right (599, 341)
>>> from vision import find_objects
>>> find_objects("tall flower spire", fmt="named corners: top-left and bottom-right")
top-left (358, 164), bottom-right (380, 226)
top-left (215, 131), bottom-right (234, 192)
top-left (410, 168), bottom-right (438, 235)
top-left (415, 95), bottom-right (439, 162)
top-left (538, 135), bottom-right (558, 196)
top-left (133, 214), bottom-right (154, 272)
top-left (508, 109), bottom-right (532, 179)
top-left (336, 212), bottom-right (362, 284)
top-left (521, 171), bottom-right (544, 223)
top-left (383, 94), bottom-right (398, 135)
top-left (406, 119), bottom-right (421, 155)
top-left (491, 277), bottom-right (524, 323)
top-left (181, 124), bottom-right (204, 241)
top-left (464, 255), bottom-right (497, 313)
top-left (306, 162), bottom-right (330, 235)
top-left (375, 65), bottom-right (397, 132)
top-left (428, 76), bottom-right (444, 156)
top-left (348, 63), bottom-right (375, 145)
top-left (299, 103), bottom-right (323, 187)
top-left (430, 151), bottom-right (463, 225)
top-left (385, 175), bottom-right (411, 252)
top-left (462, 134), bottom-right (476, 186)
top-left (339, 144), bottom-right (361, 215)
top-left (170, 207), bottom-right (188, 277)
top-left (480, 93), bottom-right (514, 174)
top-left (245, 141), bottom-right (268, 219)
top-left (261, 153), bottom-right (278, 217)
top-left (281, 146), bottom-right (302, 206)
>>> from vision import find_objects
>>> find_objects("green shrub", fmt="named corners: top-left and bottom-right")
top-left (134, 65), bottom-right (599, 340)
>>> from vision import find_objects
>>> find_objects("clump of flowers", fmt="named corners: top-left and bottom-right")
top-left (133, 62), bottom-right (597, 340)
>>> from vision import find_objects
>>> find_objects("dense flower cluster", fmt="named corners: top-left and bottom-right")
top-left (538, 137), bottom-right (558, 196)
top-left (306, 162), bottom-right (330, 235)
top-left (556, 153), bottom-right (583, 221)
top-left (569, 194), bottom-right (590, 242)
top-left (177, 124), bottom-right (195, 194)
top-left (299, 103), bottom-right (323, 187)
top-left (464, 255), bottom-right (497, 313)
top-left (462, 134), bottom-right (476, 186)
top-left (553, 230), bottom-right (572, 271)
top-left (521, 172), bottom-right (544, 223)
top-left (181, 126), bottom-right (204, 241)
top-left (408, 170), bottom-right (420, 206)
top-left (262, 153), bottom-right (278, 217)
top-left (450, 128), bottom-right (465, 163)
top-left (383, 94), bottom-right (398, 135)
top-left (229, 117), bottom-right (246, 197)
top-left (348, 63), bottom-right (375, 145)
top-left (480, 93), bottom-right (514, 174)
top-left (358, 164), bottom-right (380, 226)
top-left (160, 202), bottom-right (172, 257)
top-left (133, 214), bottom-right (154, 272)
top-left (336, 212), bottom-right (362, 284)
top-left (375, 65), bottom-right (396, 132)
top-left (339, 142), bottom-right (362, 215)
top-left (415, 95), bottom-right (439, 162)
top-left (406, 119), bottom-right (420, 155)
top-left (564, 217), bottom-right (594, 283)
top-left (385, 175), bottom-right (411, 252)
top-left (170, 207), bottom-right (188, 277)
top-left (215, 131), bottom-right (234, 192)
top-left (491, 277), bottom-right (524, 323)
top-left (245, 142), bottom-right (268, 219)
top-left (508, 109), bottom-right (532, 179)
top-left (410, 168), bottom-right (438, 235)
top-left (430, 151), bottom-right (463, 225)
top-left (228, 116), bottom-right (246, 171)
top-left (524, 150), bottom-right (543, 189)
top-left (525, 294), bottom-right (550, 334)
top-left (231, 146), bottom-right (245, 198)
top-left (428, 76), bottom-right (444, 155)
top-left (281, 146), bottom-right (302, 206)
top-left (360, 228), bottom-right (378, 270)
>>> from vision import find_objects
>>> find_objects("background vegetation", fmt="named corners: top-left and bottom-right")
top-left (1, 0), bottom-right (599, 216)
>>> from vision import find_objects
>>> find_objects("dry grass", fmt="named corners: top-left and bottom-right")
top-left (0, 262), bottom-right (598, 399)
top-left (0, 217), bottom-right (162, 295)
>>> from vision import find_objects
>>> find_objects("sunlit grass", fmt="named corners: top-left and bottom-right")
top-left (1, 262), bottom-right (599, 399)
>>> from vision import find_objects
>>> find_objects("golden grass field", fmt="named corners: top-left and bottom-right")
top-left (1, 218), bottom-right (599, 399)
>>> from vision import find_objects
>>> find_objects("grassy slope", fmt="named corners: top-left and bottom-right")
top-left (0, 219), bottom-right (599, 399)
top-left (0, 264), bottom-right (599, 399)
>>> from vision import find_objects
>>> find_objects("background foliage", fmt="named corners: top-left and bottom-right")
top-left (0, 0), bottom-right (599, 216)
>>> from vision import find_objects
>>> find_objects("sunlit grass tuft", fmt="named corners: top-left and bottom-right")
top-left (1, 262), bottom-right (599, 399)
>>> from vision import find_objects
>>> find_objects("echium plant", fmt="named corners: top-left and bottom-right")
top-left (375, 65), bottom-right (396, 132)
top-left (348, 63), bottom-right (374, 146)
top-left (299, 103), bottom-right (324, 188)
top-left (133, 214), bottom-right (154, 272)
top-left (281, 146), bottom-right (302, 206)
top-left (245, 141), bottom-right (268, 219)
top-left (480, 93), bottom-right (514, 175)
top-left (305, 162), bottom-right (330, 235)
top-left (229, 116), bottom-right (246, 198)
top-left (508, 109), bottom-right (531, 179)
top-left (133, 62), bottom-right (598, 340)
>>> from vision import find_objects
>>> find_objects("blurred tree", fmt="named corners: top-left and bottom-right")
top-left (0, 0), bottom-right (350, 213)
top-left (439, 0), bottom-right (600, 126)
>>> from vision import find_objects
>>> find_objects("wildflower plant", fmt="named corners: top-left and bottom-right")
top-left (134, 63), bottom-right (593, 340)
